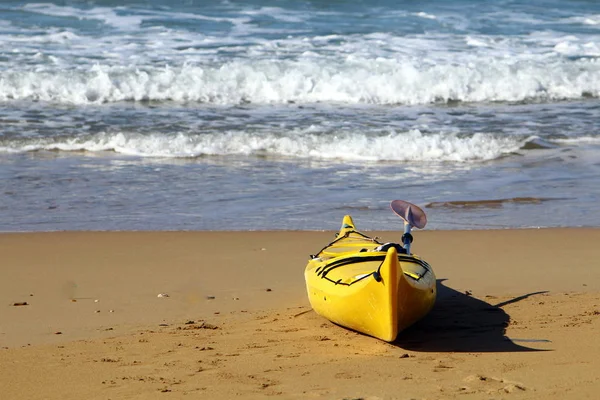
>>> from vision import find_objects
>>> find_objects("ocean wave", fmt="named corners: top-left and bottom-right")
top-left (1, 56), bottom-right (598, 106)
top-left (563, 15), bottom-right (600, 26)
top-left (23, 3), bottom-right (145, 30)
top-left (0, 130), bottom-right (526, 162)
top-left (553, 136), bottom-right (600, 144)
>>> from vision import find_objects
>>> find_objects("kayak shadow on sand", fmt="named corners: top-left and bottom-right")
top-left (394, 279), bottom-right (550, 352)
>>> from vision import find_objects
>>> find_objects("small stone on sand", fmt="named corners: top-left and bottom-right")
top-left (503, 383), bottom-right (526, 393)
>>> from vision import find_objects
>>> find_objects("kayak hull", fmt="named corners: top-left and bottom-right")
top-left (304, 215), bottom-right (436, 342)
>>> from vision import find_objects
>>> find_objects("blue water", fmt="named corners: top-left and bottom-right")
top-left (1, 0), bottom-right (600, 231)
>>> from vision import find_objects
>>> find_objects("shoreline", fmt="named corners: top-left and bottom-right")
top-left (1, 225), bottom-right (599, 233)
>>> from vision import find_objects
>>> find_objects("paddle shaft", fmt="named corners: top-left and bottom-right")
top-left (402, 222), bottom-right (413, 254)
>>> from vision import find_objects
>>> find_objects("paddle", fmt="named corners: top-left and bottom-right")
top-left (390, 200), bottom-right (427, 255)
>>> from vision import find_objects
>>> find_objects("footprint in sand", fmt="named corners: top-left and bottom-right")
top-left (334, 372), bottom-right (361, 379)
top-left (463, 374), bottom-right (527, 394)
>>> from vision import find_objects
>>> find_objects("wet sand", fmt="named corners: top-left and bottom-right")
top-left (1, 229), bottom-right (600, 399)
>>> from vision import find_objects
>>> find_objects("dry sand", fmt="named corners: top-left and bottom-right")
top-left (1, 229), bottom-right (600, 399)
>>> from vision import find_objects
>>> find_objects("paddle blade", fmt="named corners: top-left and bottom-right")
top-left (390, 200), bottom-right (427, 229)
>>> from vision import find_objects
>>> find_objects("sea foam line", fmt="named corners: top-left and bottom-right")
top-left (0, 130), bottom-right (528, 162)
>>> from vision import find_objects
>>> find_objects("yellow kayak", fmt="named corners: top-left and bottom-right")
top-left (304, 202), bottom-right (436, 342)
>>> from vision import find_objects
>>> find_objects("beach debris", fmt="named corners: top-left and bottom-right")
top-left (109, 309), bottom-right (114, 313)
top-left (95, 310), bottom-right (100, 313)
top-left (206, 295), bottom-right (215, 300)
top-left (94, 299), bottom-right (99, 303)
top-left (465, 290), bottom-right (473, 296)
top-left (54, 331), bottom-right (62, 335)
top-left (293, 309), bottom-right (312, 318)
top-left (464, 374), bottom-right (500, 383)
top-left (261, 248), bottom-right (267, 251)
top-left (178, 321), bottom-right (219, 330)
top-left (12, 302), bottom-right (28, 306)
top-left (503, 383), bottom-right (527, 393)
top-left (400, 353), bottom-right (411, 358)
top-left (199, 321), bottom-right (218, 330)
top-left (158, 323), bottom-right (169, 327)
top-left (185, 320), bottom-right (195, 325)
top-left (70, 299), bottom-right (77, 303)
top-left (157, 293), bottom-right (170, 298)
top-left (265, 288), bottom-right (272, 292)
top-left (233, 297), bottom-right (240, 300)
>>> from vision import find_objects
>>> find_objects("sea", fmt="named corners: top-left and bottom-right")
top-left (1, 0), bottom-right (600, 232)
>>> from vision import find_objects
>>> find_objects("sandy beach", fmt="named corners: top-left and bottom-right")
top-left (4, 1), bottom-right (600, 399)
top-left (1, 229), bottom-right (600, 399)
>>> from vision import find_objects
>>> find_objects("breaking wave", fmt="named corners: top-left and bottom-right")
top-left (1, 57), bottom-right (598, 106)
top-left (0, 129), bottom-right (529, 162)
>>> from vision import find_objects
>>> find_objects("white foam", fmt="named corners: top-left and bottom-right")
top-left (0, 28), bottom-right (82, 45)
top-left (1, 53), bottom-right (599, 105)
top-left (241, 7), bottom-right (307, 23)
top-left (553, 39), bottom-right (600, 57)
top-left (414, 12), bottom-right (437, 20)
top-left (563, 15), bottom-right (600, 26)
top-left (0, 130), bottom-right (525, 162)
top-left (23, 3), bottom-right (144, 30)
top-left (553, 136), bottom-right (600, 145)
top-left (465, 36), bottom-right (489, 48)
